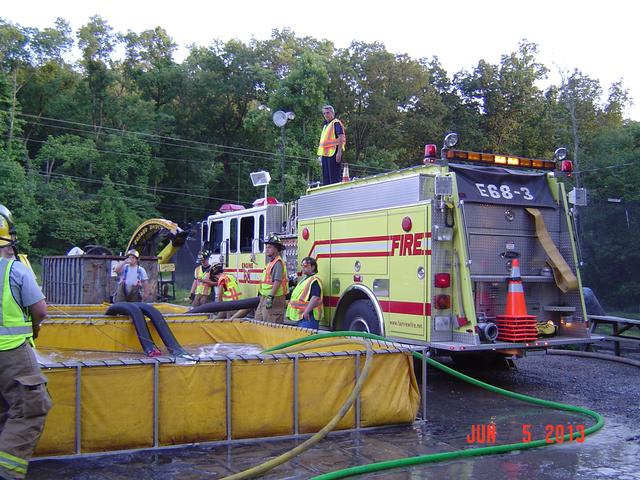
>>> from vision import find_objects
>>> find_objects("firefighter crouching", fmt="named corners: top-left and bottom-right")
top-left (0, 204), bottom-right (52, 480)
top-left (190, 251), bottom-right (218, 307)
top-left (255, 234), bottom-right (288, 323)
top-left (286, 257), bottom-right (323, 329)
top-left (215, 268), bottom-right (242, 318)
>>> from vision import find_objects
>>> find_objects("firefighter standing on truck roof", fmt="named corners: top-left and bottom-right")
top-left (189, 251), bottom-right (218, 307)
top-left (255, 234), bottom-right (287, 324)
top-left (114, 249), bottom-right (150, 303)
top-left (317, 105), bottom-right (346, 185)
top-left (0, 204), bottom-right (52, 480)
top-left (286, 257), bottom-right (323, 330)
top-left (215, 268), bottom-right (242, 319)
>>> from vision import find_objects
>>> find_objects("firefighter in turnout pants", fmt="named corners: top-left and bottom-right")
top-left (286, 257), bottom-right (323, 329)
top-left (0, 205), bottom-right (52, 480)
top-left (255, 234), bottom-right (288, 323)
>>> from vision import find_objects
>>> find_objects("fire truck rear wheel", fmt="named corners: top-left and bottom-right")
top-left (344, 299), bottom-right (381, 335)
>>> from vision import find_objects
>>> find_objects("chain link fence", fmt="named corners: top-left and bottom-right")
top-left (579, 199), bottom-right (640, 316)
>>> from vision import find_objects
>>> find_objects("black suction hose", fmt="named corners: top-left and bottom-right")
top-left (188, 296), bottom-right (260, 314)
top-left (134, 303), bottom-right (187, 356)
top-left (105, 303), bottom-right (160, 356)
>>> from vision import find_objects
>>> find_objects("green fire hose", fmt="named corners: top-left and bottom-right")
top-left (227, 331), bottom-right (605, 479)
top-left (310, 331), bottom-right (604, 480)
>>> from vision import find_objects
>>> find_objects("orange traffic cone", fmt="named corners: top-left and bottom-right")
top-left (502, 259), bottom-right (531, 317)
top-left (496, 258), bottom-right (538, 342)
top-left (341, 163), bottom-right (350, 183)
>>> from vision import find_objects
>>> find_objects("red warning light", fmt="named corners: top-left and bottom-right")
top-left (435, 294), bottom-right (451, 310)
top-left (434, 273), bottom-right (450, 288)
top-left (423, 144), bottom-right (437, 164)
top-left (561, 160), bottom-right (574, 176)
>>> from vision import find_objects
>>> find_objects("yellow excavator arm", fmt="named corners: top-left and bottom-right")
top-left (126, 219), bottom-right (188, 264)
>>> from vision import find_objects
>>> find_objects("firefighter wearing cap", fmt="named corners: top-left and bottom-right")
top-left (114, 248), bottom-right (150, 302)
top-left (255, 233), bottom-right (288, 323)
top-left (215, 269), bottom-right (242, 318)
top-left (0, 204), bottom-right (53, 480)
top-left (190, 252), bottom-right (219, 307)
top-left (317, 105), bottom-right (346, 185)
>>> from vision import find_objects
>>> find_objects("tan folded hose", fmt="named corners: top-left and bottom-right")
top-left (526, 207), bottom-right (578, 292)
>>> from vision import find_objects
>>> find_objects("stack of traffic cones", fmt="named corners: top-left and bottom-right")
top-left (495, 258), bottom-right (538, 342)
top-left (342, 163), bottom-right (350, 183)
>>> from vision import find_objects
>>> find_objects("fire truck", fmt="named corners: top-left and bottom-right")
top-left (201, 133), bottom-right (596, 359)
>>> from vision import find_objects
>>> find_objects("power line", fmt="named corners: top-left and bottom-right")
top-left (579, 161), bottom-right (639, 174)
top-left (35, 171), bottom-right (253, 205)
top-left (20, 124), bottom-right (280, 164)
top-left (12, 111), bottom-right (314, 162)
top-left (10, 110), bottom-right (393, 173)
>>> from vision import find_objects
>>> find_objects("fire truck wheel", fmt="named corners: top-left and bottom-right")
top-left (344, 299), bottom-right (381, 335)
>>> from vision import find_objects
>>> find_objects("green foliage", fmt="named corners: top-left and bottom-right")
top-left (2, 17), bottom-right (639, 310)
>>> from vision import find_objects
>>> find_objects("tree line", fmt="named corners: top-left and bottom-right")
top-left (1, 16), bottom-right (639, 310)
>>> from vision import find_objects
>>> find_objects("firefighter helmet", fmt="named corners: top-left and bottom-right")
top-left (210, 262), bottom-right (223, 276)
top-left (0, 204), bottom-right (17, 248)
top-left (126, 249), bottom-right (140, 259)
top-left (264, 233), bottom-right (285, 251)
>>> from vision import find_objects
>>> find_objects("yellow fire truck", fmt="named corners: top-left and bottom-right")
top-left (201, 134), bottom-right (595, 358)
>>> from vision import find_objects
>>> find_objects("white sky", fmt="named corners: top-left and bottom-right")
top-left (4, 0), bottom-right (639, 120)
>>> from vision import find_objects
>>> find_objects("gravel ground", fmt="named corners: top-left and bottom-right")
top-left (465, 349), bottom-right (640, 427)
top-left (30, 348), bottom-right (640, 479)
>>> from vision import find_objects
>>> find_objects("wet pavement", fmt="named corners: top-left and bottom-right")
top-left (30, 353), bottom-right (640, 479)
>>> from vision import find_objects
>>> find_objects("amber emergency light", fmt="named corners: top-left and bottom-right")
top-left (445, 149), bottom-right (556, 171)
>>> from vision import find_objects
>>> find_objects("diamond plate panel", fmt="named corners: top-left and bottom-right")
top-left (464, 203), bottom-right (560, 232)
top-left (430, 200), bottom-right (454, 342)
top-left (299, 174), bottom-right (429, 220)
top-left (468, 234), bottom-right (553, 276)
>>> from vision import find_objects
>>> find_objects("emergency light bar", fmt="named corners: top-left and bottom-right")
top-left (445, 149), bottom-right (556, 171)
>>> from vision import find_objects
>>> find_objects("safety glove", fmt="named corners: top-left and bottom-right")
top-left (265, 295), bottom-right (274, 309)
top-left (189, 293), bottom-right (195, 301)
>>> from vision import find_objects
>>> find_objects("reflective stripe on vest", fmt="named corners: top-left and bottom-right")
top-left (286, 275), bottom-right (323, 322)
top-left (219, 274), bottom-right (241, 301)
top-left (259, 257), bottom-right (287, 297)
top-left (316, 119), bottom-right (346, 157)
top-left (194, 266), bottom-right (212, 295)
top-left (0, 259), bottom-right (33, 349)
top-left (0, 449), bottom-right (28, 475)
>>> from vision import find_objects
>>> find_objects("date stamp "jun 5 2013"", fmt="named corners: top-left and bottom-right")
top-left (466, 423), bottom-right (586, 445)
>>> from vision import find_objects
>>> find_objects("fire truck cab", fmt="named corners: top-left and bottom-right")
top-left (202, 134), bottom-right (596, 358)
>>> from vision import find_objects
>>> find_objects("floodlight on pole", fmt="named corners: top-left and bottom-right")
top-left (272, 110), bottom-right (295, 200)
top-left (250, 170), bottom-right (271, 200)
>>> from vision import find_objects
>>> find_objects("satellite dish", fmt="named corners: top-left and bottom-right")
top-left (272, 110), bottom-right (287, 127)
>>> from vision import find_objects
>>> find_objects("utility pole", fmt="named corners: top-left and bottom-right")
top-left (280, 125), bottom-right (285, 200)
top-left (271, 111), bottom-right (295, 201)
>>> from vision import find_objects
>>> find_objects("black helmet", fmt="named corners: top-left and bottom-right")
top-left (264, 233), bottom-right (285, 251)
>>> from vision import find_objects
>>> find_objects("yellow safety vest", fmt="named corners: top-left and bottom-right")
top-left (316, 119), bottom-right (346, 157)
top-left (194, 265), bottom-right (212, 296)
top-left (259, 257), bottom-right (287, 297)
top-left (0, 259), bottom-right (34, 351)
top-left (219, 274), bottom-right (241, 301)
top-left (286, 275), bottom-right (323, 322)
